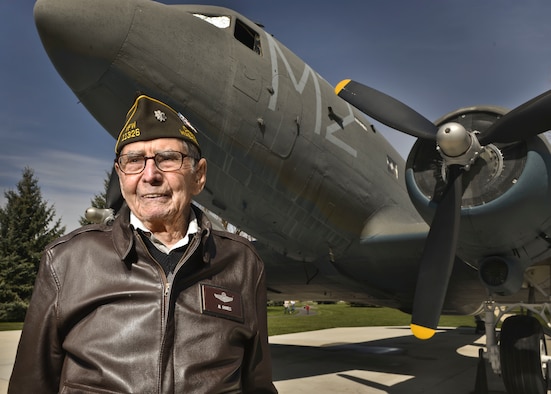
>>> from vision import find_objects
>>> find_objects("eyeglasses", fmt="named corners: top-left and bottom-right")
top-left (116, 151), bottom-right (196, 175)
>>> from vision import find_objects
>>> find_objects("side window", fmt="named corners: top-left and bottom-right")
top-left (234, 19), bottom-right (261, 55)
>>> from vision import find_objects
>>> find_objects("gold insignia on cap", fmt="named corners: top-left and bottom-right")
top-left (179, 126), bottom-right (199, 146)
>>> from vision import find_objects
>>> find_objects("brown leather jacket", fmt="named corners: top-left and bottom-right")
top-left (9, 205), bottom-right (277, 393)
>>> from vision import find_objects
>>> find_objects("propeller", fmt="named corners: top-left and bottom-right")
top-left (335, 79), bottom-right (551, 339)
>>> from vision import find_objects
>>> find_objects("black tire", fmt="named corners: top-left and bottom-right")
top-left (500, 314), bottom-right (548, 394)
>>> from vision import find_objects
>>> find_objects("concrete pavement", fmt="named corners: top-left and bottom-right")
top-left (0, 331), bottom-right (19, 394)
top-left (270, 326), bottom-right (506, 393)
top-left (1, 327), bottom-right (506, 393)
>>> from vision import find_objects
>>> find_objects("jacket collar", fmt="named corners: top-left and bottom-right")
top-left (112, 204), bottom-right (212, 267)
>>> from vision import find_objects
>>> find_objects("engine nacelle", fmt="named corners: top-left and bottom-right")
top-left (405, 106), bottom-right (551, 266)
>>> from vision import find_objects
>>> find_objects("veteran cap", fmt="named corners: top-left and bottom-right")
top-left (115, 94), bottom-right (201, 155)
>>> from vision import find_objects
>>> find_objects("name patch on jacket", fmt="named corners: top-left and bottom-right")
top-left (201, 284), bottom-right (244, 323)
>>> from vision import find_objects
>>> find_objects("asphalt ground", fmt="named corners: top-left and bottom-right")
top-left (1, 327), bottom-right (508, 393)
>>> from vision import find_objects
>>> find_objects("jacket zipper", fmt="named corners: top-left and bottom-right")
top-left (134, 235), bottom-right (171, 394)
top-left (135, 230), bottom-right (228, 392)
top-left (135, 231), bottom-right (205, 392)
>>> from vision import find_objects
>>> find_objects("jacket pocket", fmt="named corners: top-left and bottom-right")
top-left (61, 381), bottom-right (126, 394)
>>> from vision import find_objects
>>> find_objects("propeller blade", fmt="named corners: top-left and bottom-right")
top-left (335, 79), bottom-right (438, 140)
top-left (410, 165), bottom-right (463, 340)
top-left (333, 78), bottom-right (460, 338)
top-left (480, 89), bottom-right (551, 144)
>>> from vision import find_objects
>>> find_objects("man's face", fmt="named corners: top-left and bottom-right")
top-left (115, 138), bottom-right (206, 230)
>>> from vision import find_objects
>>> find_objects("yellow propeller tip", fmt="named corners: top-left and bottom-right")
top-left (335, 79), bottom-right (351, 95)
top-left (410, 324), bottom-right (436, 340)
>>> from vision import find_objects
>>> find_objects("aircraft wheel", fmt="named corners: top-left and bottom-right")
top-left (500, 314), bottom-right (548, 394)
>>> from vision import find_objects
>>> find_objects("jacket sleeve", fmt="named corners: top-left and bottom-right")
top-left (241, 259), bottom-right (278, 394)
top-left (8, 248), bottom-right (64, 393)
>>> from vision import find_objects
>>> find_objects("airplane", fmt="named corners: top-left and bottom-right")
top-left (33, 0), bottom-right (551, 392)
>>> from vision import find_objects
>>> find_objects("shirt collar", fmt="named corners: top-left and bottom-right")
top-left (130, 210), bottom-right (199, 253)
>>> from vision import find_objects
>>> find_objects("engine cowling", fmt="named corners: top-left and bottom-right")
top-left (405, 106), bottom-right (551, 267)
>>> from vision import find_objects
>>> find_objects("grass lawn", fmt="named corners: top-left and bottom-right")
top-left (0, 322), bottom-right (23, 331)
top-left (268, 302), bottom-right (475, 336)
top-left (0, 303), bottom-right (476, 336)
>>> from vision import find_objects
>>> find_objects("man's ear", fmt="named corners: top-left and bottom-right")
top-left (114, 162), bottom-right (121, 176)
top-left (193, 158), bottom-right (207, 194)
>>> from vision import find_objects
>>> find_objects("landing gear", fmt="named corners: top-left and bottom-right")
top-left (481, 301), bottom-right (551, 394)
top-left (500, 315), bottom-right (548, 393)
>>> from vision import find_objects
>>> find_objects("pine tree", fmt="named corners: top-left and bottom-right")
top-left (0, 167), bottom-right (65, 321)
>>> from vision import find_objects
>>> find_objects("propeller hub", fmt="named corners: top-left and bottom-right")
top-left (436, 122), bottom-right (483, 169)
top-left (436, 122), bottom-right (470, 156)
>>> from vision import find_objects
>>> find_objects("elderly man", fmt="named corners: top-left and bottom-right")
top-left (9, 95), bottom-right (277, 393)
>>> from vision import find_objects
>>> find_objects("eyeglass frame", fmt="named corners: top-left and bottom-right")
top-left (115, 151), bottom-right (198, 175)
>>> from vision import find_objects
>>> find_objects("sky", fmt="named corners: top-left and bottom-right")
top-left (1, 1), bottom-right (551, 231)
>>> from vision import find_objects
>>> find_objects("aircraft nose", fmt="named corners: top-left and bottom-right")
top-left (34, 0), bottom-right (135, 93)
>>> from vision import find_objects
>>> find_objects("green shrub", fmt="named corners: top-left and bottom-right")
top-left (0, 300), bottom-right (28, 322)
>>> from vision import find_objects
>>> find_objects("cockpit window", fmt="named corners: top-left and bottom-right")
top-left (192, 13), bottom-right (261, 55)
top-left (234, 19), bottom-right (261, 55)
top-left (193, 14), bottom-right (231, 29)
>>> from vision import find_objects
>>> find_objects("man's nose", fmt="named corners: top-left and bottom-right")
top-left (142, 157), bottom-right (163, 180)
